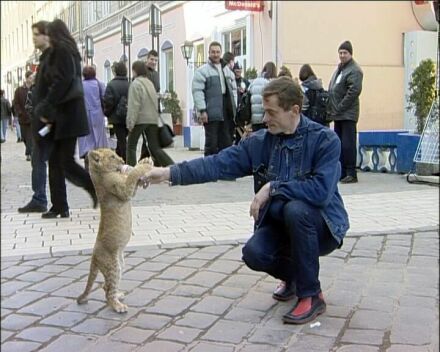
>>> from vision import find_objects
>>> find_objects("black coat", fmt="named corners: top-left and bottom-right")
top-left (327, 59), bottom-right (363, 122)
top-left (34, 46), bottom-right (89, 140)
top-left (103, 76), bottom-right (129, 125)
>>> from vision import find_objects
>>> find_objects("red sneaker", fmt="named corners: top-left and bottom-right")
top-left (282, 292), bottom-right (326, 324)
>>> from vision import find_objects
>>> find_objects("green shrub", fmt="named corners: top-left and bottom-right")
top-left (244, 67), bottom-right (258, 80)
top-left (163, 90), bottom-right (183, 124)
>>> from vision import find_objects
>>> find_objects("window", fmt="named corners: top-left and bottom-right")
top-left (26, 20), bottom-right (29, 49)
top-left (137, 48), bottom-right (149, 61)
top-left (104, 60), bottom-right (112, 83)
top-left (161, 41), bottom-right (174, 92)
top-left (21, 24), bottom-right (24, 51)
top-left (86, 1), bottom-right (95, 25)
top-left (222, 27), bottom-right (247, 71)
top-left (118, 1), bottom-right (132, 9)
top-left (194, 42), bottom-right (205, 69)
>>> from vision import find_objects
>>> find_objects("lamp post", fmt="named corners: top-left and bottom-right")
top-left (85, 35), bottom-right (94, 66)
top-left (180, 41), bottom-right (194, 65)
top-left (121, 16), bottom-right (133, 80)
top-left (149, 4), bottom-right (162, 73)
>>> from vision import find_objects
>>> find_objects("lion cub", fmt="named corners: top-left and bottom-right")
top-left (77, 148), bottom-right (153, 313)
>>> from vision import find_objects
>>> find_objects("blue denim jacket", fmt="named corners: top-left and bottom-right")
top-left (170, 115), bottom-right (350, 243)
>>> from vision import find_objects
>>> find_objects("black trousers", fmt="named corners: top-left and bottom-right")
top-left (334, 120), bottom-right (357, 178)
top-left (20, 123), bottom-right (33, 156)
top-left (48, 137), bottom-right (96, 211)
top-left (113, 123), bottom-right (128, 162)
top-left (203, 120), bottom-right (233, 156)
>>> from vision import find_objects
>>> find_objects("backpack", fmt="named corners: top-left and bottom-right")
top-left (235, 92), bottom-right (251, 127)
top-left (115, 95), bottom-right (128, 120)
top-left (304, 88), bottom-right (329, 125)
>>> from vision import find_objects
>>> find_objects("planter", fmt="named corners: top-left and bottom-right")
top-left (396, 133), bottom-right (420, 173)
top-left (173, 123), bottom-right (182, 135)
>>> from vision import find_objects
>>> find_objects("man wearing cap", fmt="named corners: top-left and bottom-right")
top-left (328, 40), bottom-right (363, 184)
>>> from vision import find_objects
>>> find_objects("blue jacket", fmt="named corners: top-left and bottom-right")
top-left (170, 115), bottom-right (349, 243)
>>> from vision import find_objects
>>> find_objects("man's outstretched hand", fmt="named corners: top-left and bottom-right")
top-left (143, 167), bottom-right (171, 188)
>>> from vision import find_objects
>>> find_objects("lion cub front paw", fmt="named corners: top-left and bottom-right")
top-left (138, 157), bottom-right (154, 166)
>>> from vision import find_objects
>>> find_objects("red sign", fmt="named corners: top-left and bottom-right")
top-left (414, 0), bottom-right (427, 4)
top-left (225, 1), bottom-right (264, 12)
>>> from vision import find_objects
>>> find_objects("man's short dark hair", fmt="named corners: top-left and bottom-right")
top-left (113, 61), bottom-right (127, 77)
top-left (31, 21), bottom-right (49, 35)
top-left (147, 49), bottom-right (158, 58)
top-left (223, 52), bottom-right (234, 63)
top-left (25, 70), bottom-right (33, 79)
top-left (132, 60), bottom-right (148, 77)
top-left (209, 41), bottom-right (222, 51)
top-left (263, 76), bottom-right (303, 111)
top-left (82, 65), bottom-right (96, 80)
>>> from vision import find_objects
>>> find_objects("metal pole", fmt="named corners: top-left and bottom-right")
top-left (152, 34), bottom-right (155, 52)
top-left (156, 35), bottom-right (160, 75)
top-left (128, 43), bottom-right (131, 81)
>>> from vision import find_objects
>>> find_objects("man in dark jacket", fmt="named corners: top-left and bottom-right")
top-left (328, 40), bottom-right (363, 183)
top-left (18, 21), bottom-right (52, 213)
top-left (0, 90), bottom-right (13, 143)
top-left (103, 61), bottom-right (130, 162)
top-left (14, 70), bottom-right (34, 160)
top-left (144, 77), bottom-right (349, 325)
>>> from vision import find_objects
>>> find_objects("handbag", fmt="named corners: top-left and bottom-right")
top-left (158, 113), bottom-right (175, 148)
top-left (59, 57), bottom-right (84, 104)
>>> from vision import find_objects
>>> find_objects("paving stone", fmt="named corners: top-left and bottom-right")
top-left (158, 325), bottom-right (202, 343)
top-left (398, 295), bottom-right (437, 308)
top-left (18, 296), bottom-right (71, 316)
top-left (171, 284), bottom-right (209, 297)
top-left (224, 307), bottom-right (266, 323)
top-left (248, 327), bottom-right (293, 345)
top-left (128, 248), bottom-right (166, 259)
top-left (212, 286), bottom-right (247, 299)
top-left (150, 255), bottom-right (182, 264)
top-left (187, 251), bottom-right (223, 260)
top-left (136, 341), bottom-right (184, 352)
top-left (129, 313), bottom-right (171, 330)
top-left (39, 334), bottom-right (96, 352)
top-left (16, 326), bottom-right (63, 343)
top-left (83, 340), bottom-right (136, 352)
top-left (191, 296), bottom-right (234, 315)
top-left (123, 257), bottom-right (145, 267)
top-left (386, 345), bottom-right (432, 352)
top-left (301, 316), bottom-right (345, 338)
top-left (236, 291), bottom-right (277, 311)
top-left (286, 334), bottom-right (335, 351)
top-left (145, 295), bottom-right (196, 316)
top-left (27, 277), bottom-right (73, 293)
top-left (185, 271), bottom-right (227, 288)
top-left (359, 296), bottom-right (396, 313)
top-left (189, 342), bottom-right (234, 352)
top-left (176, 259), bottom-right (209, 268)
top-left (96, 306), bottom-right (140, 321)
top-left (219, 246), bottom-right (243, 261)
top-left (71, 317), bottom-right (121, 335)
top-left (335, 346), bottom-right (379, 352)
top-left (36, 265), bottom-right (70, 273)
top-left (121, 269), bottom-right (156, 281)
top-left (325, 305), bottom-right (352, 318)
top-left (40, 311), bottom-right (87, 327)
top-left (1, 330), bottom-right (14, 343)
top-left (205, 260), bottom-right (242, 274)
top-left (166, 247), bottom-right (199, 257)
top-left (135, 261), bottom-right (170, 272)
top-left (1, 314), bottom-right (40, 330)
top-left (110, 326), bottom-right (154, 344)
top-left (1, 280), bottom-right (33, 296)
top-left (63, 299), bottom-right (106, 314)
top-left (141, 279), bottom-right (178, 291)
top-left (349, 310), bottom-right (392, 330)
top-left (52, 256), bottom-right (89, 265)
top-left (21, 258), bottom-right (57, 267)
top-left (202, 319), bottom-right (253, 344)
top-left (51, 281), bottom-right (88, 298)
top-left (395, 306), bottom-right (436, 329)
top-left (57, 268), bottom-right (89, 279)
top-left (156, 266), bottom-right (197, 280)
top-left (1, 265), bottom-right (35, 278)
top-left (222, 274), bottom-right (260, 289)
top-left (1, 291), bottom-right (46, 309)
top-left (341, 328), bottom-right (384, 345)
top-left (175, 312), bottom-right (219, 329)
top-left (325, 289), bottom-right (361, 307)
top-left (15, 271), bottom-right (54, 283)
top-left (121, 288), bottom-right (162, 307)
top-left (240, 345), bottom-right (283, 352)
top-left (1, 341), bottom-right (42, 352)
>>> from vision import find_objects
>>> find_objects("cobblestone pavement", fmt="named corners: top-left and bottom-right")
top-left (1, 133), bottom-right (439, 351)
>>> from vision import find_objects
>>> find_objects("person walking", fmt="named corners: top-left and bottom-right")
top-left (192, 41), bottom-right (237, 156)
top-left (0, 90), bottom-right (13, 143)
top-left (248, 62), bottom-right (277, 132)
top-left (78, 65), bottom-right (108, 170)
top-left (126, 60), bottom-right (173, 167)
top-left (103, 61), bottom-right (129, 162)
top-left (14, 70), bottom-right (34, 160)
top-left (143, 77), bottom-right (349, 325)
top-left (18, 21), bottom-right (52, 214)
top-left (233, 61), bottom-right (250, 144)
top-left (34, 19), bottom-right (97, 218)
top-left (328, 40), bottom-right (363, 184)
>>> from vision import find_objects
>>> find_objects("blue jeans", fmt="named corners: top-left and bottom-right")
top-left (1, 118), bottom-right (8, 140)
top-left (242, 199), bottom-right (339, 298)
top-left (30, 138), bottom-right (52, 207)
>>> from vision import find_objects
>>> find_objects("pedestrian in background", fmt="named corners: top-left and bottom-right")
top-left (34, 19), bottom-right (97, 218)
top-left (144, 77), bottom-right (349, 325)
top-left (103, 61), bottom-right (129, 162)
top-left (278, 65), bottom-right (292, 78)
top-left (18, 21), bottom-right (52, 214)
top-left (328, 40), bottom-right (363, 184)
top-left (233, 61), bottom-right (250, 144)
top-left (78, 65), bottom-right (108, 170)
top-left (192, 41), bottom-right (236, 156)
top-left (0, 90), bottom-right (13, 143)
top-left (11, 101), bottom-right (22, 143)
top-left (14, 70), bottom-right (34, 160)
top-left (126, 60), bottom-right (174, 167)
top-left (222, 51), bottom-right (238, 143)
top-left (248, 61), bottom-right (277, 132)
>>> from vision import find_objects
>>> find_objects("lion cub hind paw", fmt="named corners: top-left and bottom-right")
top-left (76, 295), bottom-right (88, 305)
top-left (111, 301), bottom-right (128, 313)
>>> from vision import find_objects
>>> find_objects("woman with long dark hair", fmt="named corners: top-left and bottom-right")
top-left (34, 19), bottom-right (97, 218)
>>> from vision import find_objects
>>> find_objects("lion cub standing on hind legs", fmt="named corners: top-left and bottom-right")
top-left (77, 148), bottom-right (153, 313)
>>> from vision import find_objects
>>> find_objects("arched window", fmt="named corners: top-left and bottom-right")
top-left (104, 60), bottom-right (112, 83)
top-left (161, 40), bottom-right (174, 92)
top-left (137, 48), bottom-right (149, 61)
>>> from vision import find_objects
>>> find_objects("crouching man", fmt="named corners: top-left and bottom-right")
top-left (143, 77), bottom-right (349, 324)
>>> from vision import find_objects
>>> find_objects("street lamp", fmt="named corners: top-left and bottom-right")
top-left (85, 35), bottom-right (94, 66)
top-left (149, 4), bottom-right (162, 73)
top-left (17, 67), bottom-right (23, 83)
top-left (121, 16), bottom-right (133, 80)
top-left (180, 41), bottom-right (194, 65)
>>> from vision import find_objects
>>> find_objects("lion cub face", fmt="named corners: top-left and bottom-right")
top-left (88, 148), bottom-right (124, 174)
